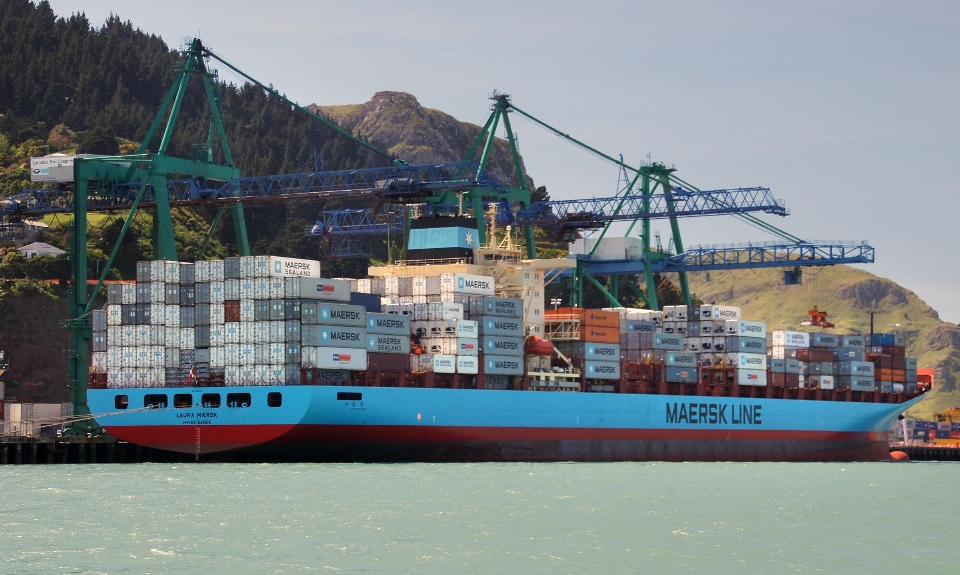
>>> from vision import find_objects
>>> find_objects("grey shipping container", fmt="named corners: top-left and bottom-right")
top-left (92, 331), bottom-right (107, 352)
top-left (136, 261), bottom-right (152, 282)
top-left (624, 320), bottom-right (657, 333)
top-left (179, 286), bottom-right (195, 306)
top-left (107, 284), bottom-right (123, 305)
top-left (585, 360), bottom-right (620, 380)
top-left (195, 282), bottom-right (210, 304)
top-left (301, 325), bottom-right (319, 346)
top-left (269, 300), bottom-right (284, 321)
top-left (284, 299), bottom-right (301, 320)
top-left (316, 303), bottom-right (367, 327)
top-left (725, 336), bottom-right (766, 353)
top-left (224, 257), bottom-right (241, 279)
top-left (478, 316), bottom-right (524, 337)
top-left (842, 335), bottom-right (867, 348)
top-left (195, 348), bottom-right (211, 364)
top-left (292, 277), bottom-right (351, 302)
top-left (136, 283), bottom-right (151, 304)
top-left (837, 361), bottom-right (875, 376)
top-left (195, 303), bottom-right (211, 326)
top-left (136, 303), bottom-right (152, 325)
top-left (179, 263), bottom-right (195, 285)
top-left (481, 335), bottom-right (525, 356)
top-left (301, 301), bottom-right (318, 324)
top-left (479, 296), bottom-right (523, 318)
top-left (639, 333), bottom-right (685, 351)
top-left (180, 306), bottom-right (195, 328)
top-left (810, 332), bottom-right (840, 348)
top-left (366, 313), bottom-right (411, 335)
top-left (285, 342), bottom-right (301, 364)
top-left (165, 283), bottom-right (180, 305)
top-left (319, 325), bottom-right (366, 348)
top-left (484, 355), bottom-right (524, 376)
top-left (557, 341), bottom-right (620, 361)
top-left (665, 352), bottom-right (698, 368)
top-left (195, 325), bottom-right (211, 348)
top-left (769, 358), bottom-right (786, 373)
top-left (254, 300), bottom-right (270, 321)
top-left (366, 334), bottom-right (411, 354)
top-left (91, 309), bottom-right (107, 332)
top-left (285, 321), bottom-right (301, 343)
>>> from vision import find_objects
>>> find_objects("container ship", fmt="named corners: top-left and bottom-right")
top-left (85, 217), bottom-right (925, 462)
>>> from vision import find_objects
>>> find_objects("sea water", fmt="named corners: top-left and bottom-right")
top-left (1, 462), bottom-right (958, 574)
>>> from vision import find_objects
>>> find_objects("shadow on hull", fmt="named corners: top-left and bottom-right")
top-left (199, 438), bottom-right (891, 463)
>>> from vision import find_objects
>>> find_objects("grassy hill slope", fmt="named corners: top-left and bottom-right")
top-left (686, 265), bottom-right (960, 419)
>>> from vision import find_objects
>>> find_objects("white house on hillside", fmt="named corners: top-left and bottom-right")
top-left (17, 242), bottom-right (65, 259)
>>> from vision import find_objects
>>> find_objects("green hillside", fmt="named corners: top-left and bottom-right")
top-left (686, 265), bottom-right (960, 419)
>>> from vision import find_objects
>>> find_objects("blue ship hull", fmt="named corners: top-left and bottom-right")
top-left (87, 385), bottom-right (920, 462)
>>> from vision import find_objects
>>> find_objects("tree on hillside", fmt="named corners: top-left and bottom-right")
top-left (77, 125), bottom-right (118, 155)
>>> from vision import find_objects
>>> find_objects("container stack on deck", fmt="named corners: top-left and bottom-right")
top-left (92, 256), bottom-right (374, 388)
top-left (87, 254), bottom-right (918, 398)
top-left (352, 273), bottom-right (526, 389)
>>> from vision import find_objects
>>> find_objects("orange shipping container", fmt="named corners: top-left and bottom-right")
top-left (879, 368), bottom-right (895, 380)
top-left (582, 309), bottom-right (620, 328)
top-left (581, 326), bottom-right (620, 344)
top-left (892, 369), bottom-right (905, 383)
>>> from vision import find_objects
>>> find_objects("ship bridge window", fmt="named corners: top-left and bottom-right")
top-left (226, 392), bottom-right (251, 408)
top-left (115, 395), bottom-right (128, 409)
top-left (144, 394), bottom-right (168, 409)
top-left (201, 393), bottom-right (221, 408)
top-left (174, 394), bottom-right (193, 409)
top-left (267, 392), bottom-right (282, 407)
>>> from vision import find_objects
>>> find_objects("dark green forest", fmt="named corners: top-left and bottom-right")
top-left (0, 0), bottom-right (385, 280)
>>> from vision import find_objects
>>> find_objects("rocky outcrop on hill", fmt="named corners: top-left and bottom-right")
top-left (308, 92), bottom-right (535, 189)
top-left (835, 279), bottom-right (910, 309)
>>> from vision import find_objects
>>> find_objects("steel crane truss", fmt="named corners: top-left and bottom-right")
top-left (9, 161), bottom-right (492, 215)
top-left (516, 186), bottom-right (786, 226)
top-left (561, 240), bottom-right (874, 277)
top-left (660, 241), bottom-right (875, 272)
top-left (307, 186), bottom-right (785, 238)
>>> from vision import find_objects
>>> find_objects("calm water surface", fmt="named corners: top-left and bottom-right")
top-left (0, 462), bottom-right (957, 574)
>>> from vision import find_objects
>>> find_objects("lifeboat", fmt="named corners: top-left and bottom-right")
top-left (524, 335), bottom-right (554, 356)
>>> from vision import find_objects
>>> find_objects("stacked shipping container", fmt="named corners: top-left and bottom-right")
top-left (93, 256), bottom-right (369, 387)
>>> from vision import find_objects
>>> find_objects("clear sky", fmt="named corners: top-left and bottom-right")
top-left (47, 0), bottom-right (960, 323)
